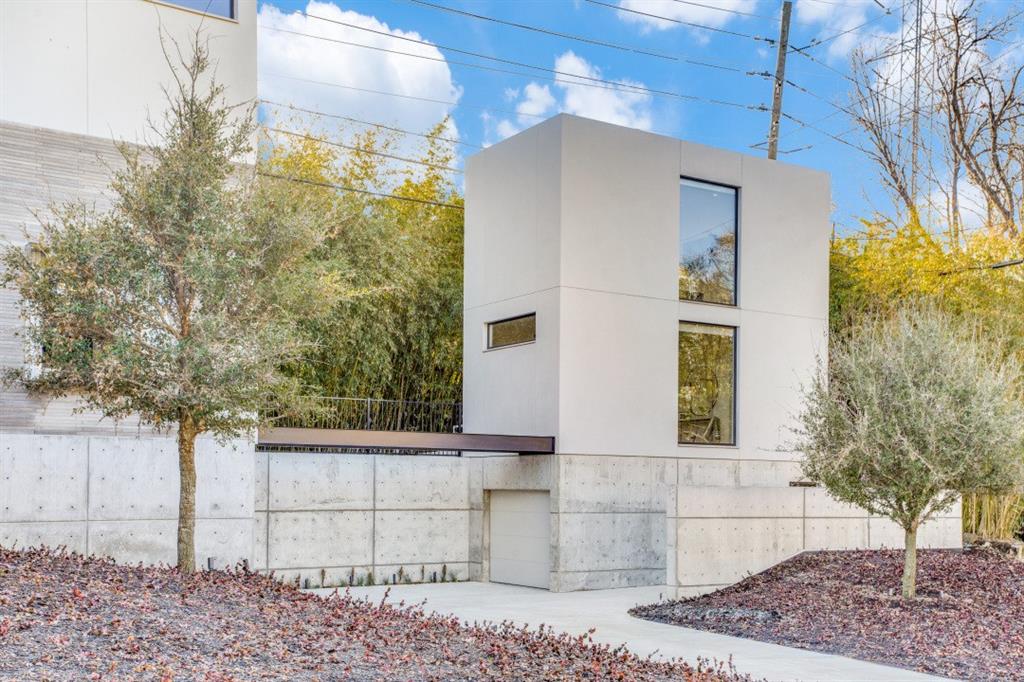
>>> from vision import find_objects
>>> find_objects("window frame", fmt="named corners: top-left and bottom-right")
top-left (678, 175), bottom-right (740, 308)
top-left (147, 0), bottom-right (237, 22)
top-left (677, 320), bottom-right (738, 447)
top-left (485, 313), bottom-right (537, 351)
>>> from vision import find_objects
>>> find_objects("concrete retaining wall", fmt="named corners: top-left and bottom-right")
top-left (0, 432), bottom-right (255, 567)
top-left (0, 434), bottom-right (484, 586)
top-left (524, 452), bottom-right (962, 594)
top-left (667, 483), bottom-right (963, 598)
top-left (254, 452), bottom-right (479, 588)
top-left (0, 434), bottom-right (965, 594)
top-left (548, 454), bottom-right (671, 592)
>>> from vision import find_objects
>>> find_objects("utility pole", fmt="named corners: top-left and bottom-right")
top-left (766, 0), bottom-right (792, 160)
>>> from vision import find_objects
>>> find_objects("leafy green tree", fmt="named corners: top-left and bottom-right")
top-left (0, 41), bottom-right (318, 572)
top-left (831, 220), bottom-right (1024, 539)
top-left (259, 117), bottom-right (464, 419)
top-left (796, 305), bottom-right (1024, 598)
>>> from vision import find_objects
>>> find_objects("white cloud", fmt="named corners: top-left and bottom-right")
top-left (555, 52), bottom-right (653, 128)
top-left (257, 1), bottom-right (462, 146)
top-left (617, 0), bottom-right (760, 33)
top-left (794, 0), bottom-right (886, 61)
top-left (517, 83), bottom-right (557, 119)
top-left (488, 51), bottom-right (653, 143)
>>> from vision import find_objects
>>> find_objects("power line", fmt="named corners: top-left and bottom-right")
top-left (260, 73), bottom-right (548, 120)
top-left (785, 77), bottom-right (860, 119)
top-left (750, 106), bottom-right (847, 151)
top-left (274, 13), bottom-right (766, 100)
top-left (259, 171), bottom-right (464, 210)
top-left (266, 126), bottom-right (463, 173)
top-left (261, 75), bottom-right (749, 149)
top-left (262, 24), bottom-right (667, 102)
top-left (797, 4), bottom-right (893, 51)
top-left (788, 44), bottom-right (939, 123)
top-left (939, 258), bottom-right (1024, 276)
top-left (670, 0), bottom-right (779, 21)
top-left (406, 0), bottom-right (760, 74)
top-left (261, 23), bottom-right (767, 112)
top-left (801, 0), bottom-right (889, 10)
top-left (407, 0), bottom-right (674, 60)
top-left (260, 99), bottom-right (482, 149)
top-left (584, 0), bottom-right (777, 43)
top-left (782, 112), bottom-right (870, 153)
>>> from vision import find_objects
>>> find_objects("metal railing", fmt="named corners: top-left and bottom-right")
top-left (268, 397), bottom-right (463, 434)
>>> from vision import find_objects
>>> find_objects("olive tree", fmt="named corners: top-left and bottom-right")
top-left (796, 305), bottom-right (1024, 598)
top-left (0, 39), bottom-right (318, 572)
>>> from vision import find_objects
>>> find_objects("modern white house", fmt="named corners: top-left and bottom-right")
top-left (462, 114), bottom-right (962, 595)
top-left (0, 3), bottom-right (960, 594)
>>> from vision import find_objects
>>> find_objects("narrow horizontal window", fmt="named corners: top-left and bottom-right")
top-left (160, 0), bottom-right (234, 19)
top-left (678, 321), bottom-right (736, 445)
top-left (679, 178), bottom-right (737, 306)
top-left (487, 314), bottom-right (536, 350)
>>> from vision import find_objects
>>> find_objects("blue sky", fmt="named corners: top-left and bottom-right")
top-left (255, 0), bottom-right (938, 233)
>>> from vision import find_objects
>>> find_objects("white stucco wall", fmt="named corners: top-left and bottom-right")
top-left (464, 113), bottom-right (830, 464)
top-left (0, 0), bottom-right (257, 143)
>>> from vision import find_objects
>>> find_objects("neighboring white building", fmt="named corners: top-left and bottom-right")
top-left (463, 114), bottom-right (961, 594)
top-left (0, 0), bottom-right (257, 565)
top-left (1, 0), bottom-right (257, 434)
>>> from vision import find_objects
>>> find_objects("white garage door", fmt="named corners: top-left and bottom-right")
top-left (489, 490), bottom-right (551, 589)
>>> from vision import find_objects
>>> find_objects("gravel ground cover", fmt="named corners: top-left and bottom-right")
top-left (0, 548), bottom-right (750, 681)
top-left (632, 548), bottom-right (1024, 681)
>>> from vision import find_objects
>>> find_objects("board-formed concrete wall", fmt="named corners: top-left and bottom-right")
top-left (253, 452), bottom-right (481, 588)
top-left (0, 432), bottom-right (255, 567)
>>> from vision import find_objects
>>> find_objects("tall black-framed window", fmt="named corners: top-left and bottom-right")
top-left (678, 321), bottom-right (736, 445)
top-left (679, 178), bottom-right (737, 306)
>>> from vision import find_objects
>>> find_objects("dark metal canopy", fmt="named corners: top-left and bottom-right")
top-left (258, 427), bottom-right (555, 455)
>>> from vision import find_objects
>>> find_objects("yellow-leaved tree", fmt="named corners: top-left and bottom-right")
top-left (259, 113), bottom-right (464, 431)
top-left (831, 219), bottom-right (1024, 539)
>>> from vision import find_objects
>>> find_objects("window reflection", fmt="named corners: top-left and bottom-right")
top-left (679, 179), bottom-right (737, 305)
top-left (678, 322), bottom-right (735, 445)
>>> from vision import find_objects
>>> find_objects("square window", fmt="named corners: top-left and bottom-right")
top-left (679, 178), bottom-right (737, 305)
top-left (678, 321), bottom-right (735, 445)
top-left (486, 314), bottom-right (536, 350)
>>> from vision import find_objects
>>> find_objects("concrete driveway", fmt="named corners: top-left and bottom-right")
top-left (310, 581), bottom-right (950, 682)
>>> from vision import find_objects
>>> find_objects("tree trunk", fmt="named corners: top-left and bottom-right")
top-left (902, 525), bottom-right (918, 599)
top-left (177, 412), bottom-right (198, 573)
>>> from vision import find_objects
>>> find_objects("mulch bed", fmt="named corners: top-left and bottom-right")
top-left (0, 547), bottom-right (750, 681)
top-left (631, 548), bottom-right (1024, 681)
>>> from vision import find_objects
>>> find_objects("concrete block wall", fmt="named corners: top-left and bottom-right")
top-left (667, 483), bottom-right (963, 598)
top-left (255, 452), bottom-right (479, 588)
top-left (0, 432), bottom-right (255, 567)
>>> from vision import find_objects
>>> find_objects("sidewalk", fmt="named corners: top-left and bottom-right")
top-left (309, 581), bottom-right (950, 682)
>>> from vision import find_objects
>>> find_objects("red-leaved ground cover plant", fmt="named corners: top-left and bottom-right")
top-left (632, 548), bottom-right (1024, 681)
top-left (0, 547), bottom-right (751, 681)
